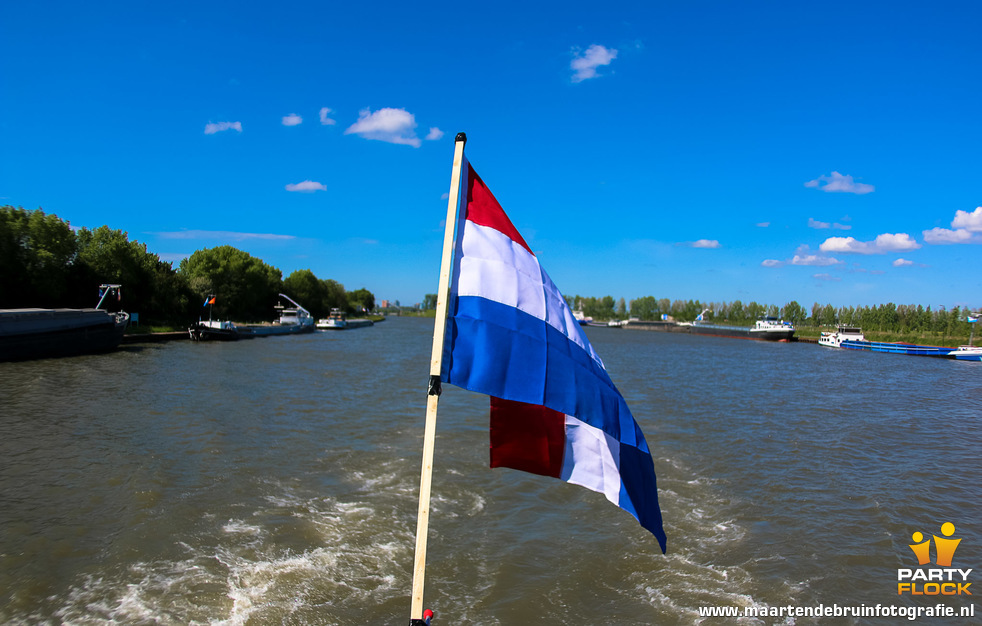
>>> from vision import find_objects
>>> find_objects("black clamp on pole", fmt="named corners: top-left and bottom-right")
top-left (427, 374), bottom-right (442, 397)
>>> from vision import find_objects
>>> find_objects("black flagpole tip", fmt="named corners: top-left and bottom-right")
top-left (455, 132), bottom-right (466, 143)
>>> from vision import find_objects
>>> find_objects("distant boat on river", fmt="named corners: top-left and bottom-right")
top-left (189, 294), bottom-right (314, 340)
top-left (818, 326), bottom-right (955, 358)
top-left (947, 345), bottom-right (982, 361)
top-left (188, 319), bottom-right (243, 341)
top-left (234, 294), bottom-right (315, 337)
top-left (947, 316), bottom-right (982, 361)
top-left (0, 284), bottom-right (129, 361)
top-left (682, 313), bottom-right (796, 342)
top-left (316, 308), bottom-right (377, 331)
top-left (317, 308), bottom-right (347, 330)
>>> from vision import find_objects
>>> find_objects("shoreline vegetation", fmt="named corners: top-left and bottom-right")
top-left (4, 206), bottom-right (976, 347)
top-left (1, 206), bottom-right (378, 327)
top-left (417, 294), bottom-right (980, 348)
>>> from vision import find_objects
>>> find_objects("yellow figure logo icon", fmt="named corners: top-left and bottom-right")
top-left (908, 522), bottom-right (961, 566)
top-left (908, 531), bottom-right (931, 566)
top-left (933, 522), bottom-right (961, 567)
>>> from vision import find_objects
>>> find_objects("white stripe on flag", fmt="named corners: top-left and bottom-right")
top-left (456, 220), bottom-right (601, 367)
top-left (562, 415), bottom-right (622, 507)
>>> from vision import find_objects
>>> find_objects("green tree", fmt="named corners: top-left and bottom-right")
top-left (422, 294), bottom-right (437, 310)
top-left (781, 301), bottom-right (806, 325)
top-left (178, 246), bottom-right (282, 322)
top-left (630, 296), bottom-right (658, 320)
top-left (0, 206), bottom-right (78, 307)
top-left (76, 225), bottom-right (190, 323)
top-left (599, 295), bottom-right (616, 320)
top-left (347, 288), bottom-right (376, 314)
top-left (745, 301), bottom-right (765, 321)
top-left (322, 279), bottom-right (348, 312)
top-left (284, 269), bottom-right (328, 318)
top-left (810, 302), bottom-right (823, 324)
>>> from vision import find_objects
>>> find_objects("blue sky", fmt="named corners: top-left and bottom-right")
top-left (2, 1), bottom-right (980, 311)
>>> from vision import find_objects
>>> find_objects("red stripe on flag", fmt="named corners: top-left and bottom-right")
top-left (466, 165), bottom-right (534, 256)
top-left (490, 397), bottom-right (565, 478)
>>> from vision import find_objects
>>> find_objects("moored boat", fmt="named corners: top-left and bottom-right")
top-left (748, 317), bottom-right (797, 341)
top-left (189, 294), bottom-right (244, 341)
top-left (948, 316), bottom-right (981, 361)
top-left (685, 315), bottom-right (796, 342)
top-left (818, 325), bottom-right (866, 348)
top-left (0, 284), bottom-right (129, 361)
top-left (572, 310), bottom-right (592, 326)
top-left (317, 308), bottom-right (347, 330)
top-left (946, 345), bottom-right (982, 362)
top-left (818, 325), bottom-right (955, 357)
top-left (188, 319), bottom-right (243, 341)
top-left (234, 294), bottom-right (315, 337)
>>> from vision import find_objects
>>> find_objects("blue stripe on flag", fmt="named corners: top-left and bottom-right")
top-left (444, 295), bottom-right (635, 443)
top-left (618, 442), bottom-right (666, 547)
top-left (443, 296), bottom-right (665, 548)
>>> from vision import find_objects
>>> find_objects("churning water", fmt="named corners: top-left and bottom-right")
top-left (1, 317), bottom-right (979, 624)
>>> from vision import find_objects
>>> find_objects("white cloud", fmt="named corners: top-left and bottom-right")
top-left (923, 227), bottom-right (975, 244)
top-left (425, 127), bottom-right (444, 141)
top-left (319, 107), bottom-right (336, 125)
top-left (820, 237), bottom-right (867, 253)
top-left (819, 233), bottom-right (920, 254)
top-left (691, 239), bottom-right (721, 248)
top-left (571, 44), bottom-right (618, 83)
top-left (952, 206), bottom-right (982, 231)
top-left (813, 273), bottom-right (841, 282)
top-left (756, 222), bottom-right (770, 228)
top-left (893, 258), bottom-right (914, 267)
top-left (804, 171), bottom-right (874, 194)
top-left (285, 180), bottom-right (327, 193)
top-left (344, 107), bottom-right (421, 147)
top-left (923, 206), bottom-right (982, 244)
top-left (765, 244), bottom-right (841, 267)
top-left (282, 113), bottom-right (302, 126)
top-left (155, 230), bottom-right (294, 241)
top-left (792, 253), bottom-right (842, 266)
top-left (810, 217), bottom-right (852, 230)
top-left (874, 233), bottom-right (921, 251)
top-left (204, 121), bottom-right (242, 134)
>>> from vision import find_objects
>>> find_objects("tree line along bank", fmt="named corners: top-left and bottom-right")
top-left (570, 295), bottom-right (976, 337)
top-left (420, 293), bottom-right (977, 342)
top-left (1, 206), bottom-right (376, 326)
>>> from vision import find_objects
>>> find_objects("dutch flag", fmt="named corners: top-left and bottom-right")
top-left (441, 158), bottom-right (667, 552)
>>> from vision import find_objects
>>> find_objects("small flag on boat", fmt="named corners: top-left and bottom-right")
top-left (440, 156), bottom-right (667, 552)
top-left (203, 295), bottom-right (216, 306)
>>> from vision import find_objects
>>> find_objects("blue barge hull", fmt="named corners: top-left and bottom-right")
top-left (840, 340), bottom-right (955, 357)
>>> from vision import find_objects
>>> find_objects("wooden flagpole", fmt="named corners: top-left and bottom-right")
top-left (410, 132), bottom-right (467, 622)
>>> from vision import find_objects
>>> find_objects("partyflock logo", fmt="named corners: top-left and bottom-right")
top-left (898, 522), bottom-right (972, 595)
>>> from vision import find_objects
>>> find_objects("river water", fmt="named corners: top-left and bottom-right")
top-left (1, 317), bottom-right (979, 625)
